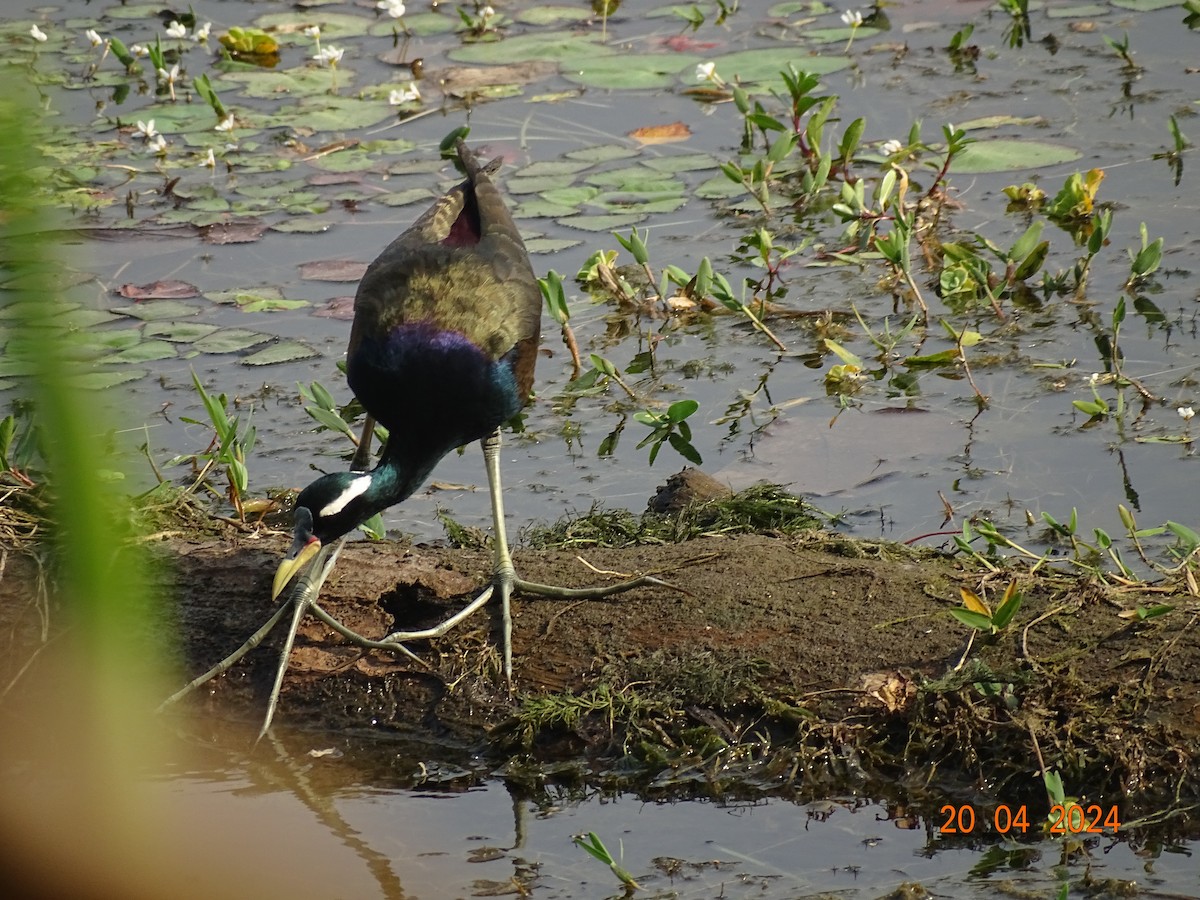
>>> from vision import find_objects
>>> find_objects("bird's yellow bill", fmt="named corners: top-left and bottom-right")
top-left (271, 537), bottom-right (323, 601)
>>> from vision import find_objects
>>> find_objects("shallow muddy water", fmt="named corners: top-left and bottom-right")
top-left (145, 723), bottom-right (1200, 899)
top-left (4, 0), bottom-right (1200, 553)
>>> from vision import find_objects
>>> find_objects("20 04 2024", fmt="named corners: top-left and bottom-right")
top-left (939, 803), bottom-right (1121, 835)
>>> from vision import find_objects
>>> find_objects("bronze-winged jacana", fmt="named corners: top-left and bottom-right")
top-left (270, 139), bottom-right (665, 681)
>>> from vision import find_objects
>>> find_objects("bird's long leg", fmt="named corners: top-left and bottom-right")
top-left (257, 585), bottom-right (311, 743)
top-left (483, 429), bottom-right (519, 679)
top-left (380, 429), bottom-right (676, 682)
top-left (157, 600), bottom-right (293, 712)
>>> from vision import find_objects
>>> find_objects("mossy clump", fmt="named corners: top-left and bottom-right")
top-left (525, 482), bottom-right (822, 549)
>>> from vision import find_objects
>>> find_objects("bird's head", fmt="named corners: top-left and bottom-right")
top-left (272, 471), bottom-right (377, 601)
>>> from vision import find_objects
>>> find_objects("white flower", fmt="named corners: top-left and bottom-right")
top-left (1089, 373), bottom-right (1100, 385)
top-left (200, 148), bottom-right (216, 168)
top-left (85, 29), bottom-right (103, 47)
top-left (215, 114), bottom-right (236, 132)
top-left (695, 61), bottom-right (716, 82)
top-left (135, 119), bottom-right (158, 139)
top-left (130, 44), bottom-right (150, 57)
top-left (157, 63), bottom-right (180, 84)
top-left (148, 134), bottom-right (167, 153)
top-left (480, 5), bottom-right (496, 19)
top-left (1179, 406), bottom-right (1195, 421)
top-left (304, 25), bottom-right (321, 38)
top-left (313, 45), bottom-right (344, 66)
top-left (165, 20), bottom-right (188, 39)
top-left (30, 24), bottom-right (47, 42)
top-left (389, 83), bottom-right (421, 104)
top-left (376, 0), bottom-right (407, 17)
top-left (881, 139), bottom-right (903, 155)
top-left (193, 22), bottom-right (211, 42)
top-left (841, 9), bottom-right (863, 27)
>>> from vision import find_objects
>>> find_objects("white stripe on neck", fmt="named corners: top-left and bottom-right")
top-left (319, 474), bottom-right (373, 517)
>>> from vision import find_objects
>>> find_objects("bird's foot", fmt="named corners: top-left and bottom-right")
top-left (158, 538), bottom-right (428, 743)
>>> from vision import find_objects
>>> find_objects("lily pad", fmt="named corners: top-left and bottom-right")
top-left (541, 186), bottom-right (602, 207)
top-left (514, 6), bottom-right (594, 25)
top-left (695, 174), bottom-right (747, 200)
top-left (767, 1), bottom-right (826, 13)
top-left (70, 369), bottom-right (147, 390)
top-left (585, 166), bottom-right (682, 190)
top-left (803, 27), bottom-right (881, 45)
top-left (193, 329), bottom-right (272, 354)
top-left (112, 301), bottom-right (200, 321)
top-left (562, 54), bottom-right (703, 90)
top-left (515, 159), bottom-right (595, 179)
top-left (504, 174), bottom-right (580, 195)
top-left (241, 340), bottom-right (320, 366)
top-left (596, 193), bottom-right (688, 214)
top-left (954, 139), bottom-right (1082, 173)
top-left (265, 94), bottom-right (394, 132)
top-left (1110, 0), bottom-right (1178, 8)
top-left (557, 212), bottom-right (648, 232)
top-left (253, 11), bottom-right (374, 39)
top-left (449, 32), bottom-right (613, 65)
top-left (55, 308), bottom-right (123, 328)
top-left (640, 153), bottom-right (720, 173)
top-left (368, 11), bottom-right (457, 37)
top-left (99, 340), bottom-right (178, 364)
top-left (144, 321), bottom-right (220, 343)
top-left (378, 188), bottom-right (437, 207)
top-left (564, 145), bottom-right (640, 164)
top-left (237, 180), bottom-right (312, 199)
top-left (100, 4), bottom-right (165, 19)
top-left (1045, 4), bottom-right (1110, 16)
top-left (524, 237), bottom-right (583, 254)
top-left (696, 48), bottom-right (852, 85)
top-left (271, 218), bottom-right (336, 233)
top-left (84, 328), bottom-right (143, 351)
top-left (513, 198), bottom-right (583, 218)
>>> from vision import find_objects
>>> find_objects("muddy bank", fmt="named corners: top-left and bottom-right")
top-left (2, 472), bottom-right (1198, 822)
top-left (147, 509), bottom-right (1200, 817)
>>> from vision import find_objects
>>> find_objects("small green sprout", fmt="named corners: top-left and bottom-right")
top-left (635, 399), bottom-right (701, 465)
top-left (573, 831), bottom-right (639, 890)
top-left (1102, 31), bottom-right (1139, 71)
top-left (1126, 222), bottom-right (1163, 288)
top-left (167, 371), bottom-right (257, 520)
top-left (952, 579), bottom-right (1023, 635)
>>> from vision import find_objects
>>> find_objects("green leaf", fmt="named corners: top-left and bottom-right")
top-left (954, 139), bottom-right (1082, 173)
top-left (700, 49), bottom-right (852, 85)
top-left (241, 340), bottom-right (320, 366)
top-left (666, 399), bottom-right (699, 422)
top-left (950, 608), bottom-right (995, 630)
top-left (305, 406), bottom-right (355, 439)
top-left (450, 32), bottom-right (613, 64)
top-left (99, 340), bottom-right (178, 364)
top-left (359, 513), bottom-right (386, 540)
top-left (1165, 521), bottom-right (1200, 551)
top-left (824, 338), bottom-right (865, 368)
top-left (668, 432), bottom-right (702, 464)
top-left (143, 321), bottom-right (220, 343)
top-left (1072, 399), bottom-right (1109, 416)
top-left (563, 53), bottom-right (702, 90)
top-left (992, 589), bottom-right (1023, 630)
top-left (193, 329), bottom-right (272, 354)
